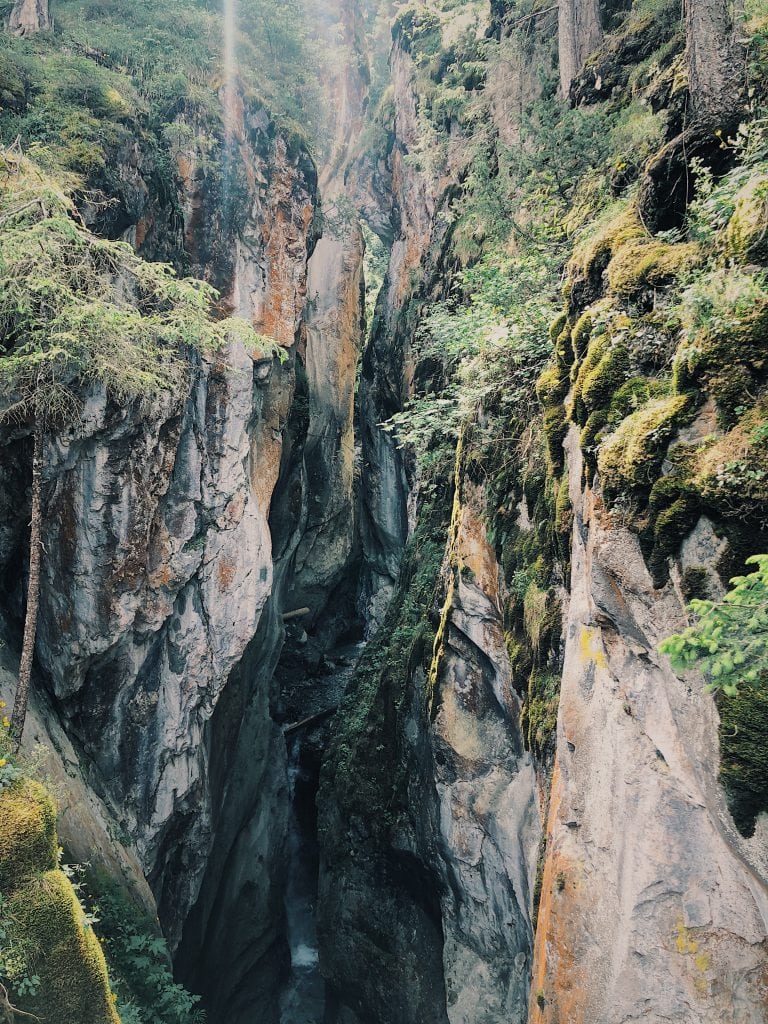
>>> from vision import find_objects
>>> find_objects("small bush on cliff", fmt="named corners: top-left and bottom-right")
top-left (78, 873), bottom-right (204, 1024)
top-left (660, 555), bottom-right (768, 696)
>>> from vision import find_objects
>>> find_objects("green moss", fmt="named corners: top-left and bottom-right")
top-left (606, 239), bottom-right (701, 296)
top-left (567, 203), bottom-right (645, 294)
top-left (543, 405), bottom-right (568, 475)
top-left (597, 394), bottom-right (693, 499)
top-left (536, 363), bottom-right (569, 407)
top-left (0, 781), bottom-right (119, 1024)
top-left (0, 780), bottom-right (57, 891)
top-left (649, 495), bottom-right (700, 580)
top-left (609, 376), bottom-right (670, 420)
top-left (392, 5), bottom-right (442, 60)
top-left (0, 50), bottom-right (26, 110)
top-left (525, 671), bottom-right (561, 756)
top-left (554, 323), bottom-right (575, 371)
top-left (548, 310), bottom-right (569, 346)
top-left (576, 338), bottom-right (631, 425)
top-left (673, 268), bottom-right (768, 426)
top-left (693, 402), bottom-right (768, 517)
top-left (681, 565), bottom-right (711, 602)
top-left (572, 334), bottom-right (605, 424)
top-left (580, 410), bottom-right (608, 485)
top-left (718, 679), bottom-right (768, 838)
top-left (9, 871), bottom-right (120, 1024)
top-left (724, 173), bottom-right (768, 265)
top-left (570, 309), bottom-right (594, 360)
top-left (555, 472), bottom-right (573, 536)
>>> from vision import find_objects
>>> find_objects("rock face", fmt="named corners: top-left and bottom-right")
top-left (7, 0), bottom-right (50, 35)
top-left (0, 94), bottom-right (318, 966)
top-left (530, 432), bottom-right (768, 1023)
top-left (284, 0), bottom-right (368, 633)
top-left (319, 472), bottom-right (541, 1024)
top-left (2, 4), bottom-right (768, 1024)
top-left (429, 482), bottom-right (541, 1023)
top-left (357, 37), bottom-right (445, 625)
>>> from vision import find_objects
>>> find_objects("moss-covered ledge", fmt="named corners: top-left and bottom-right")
top-left (0, 780), bottom-right (120, 1024)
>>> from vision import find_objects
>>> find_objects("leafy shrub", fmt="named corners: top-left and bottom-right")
top-left (660, 555), bottom-right (768, 696)
top-left (81, 875), bottom-right (205, 1024)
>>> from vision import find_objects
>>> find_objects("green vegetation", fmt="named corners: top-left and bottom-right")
top-left (662, 555), bottom-right (768, 836)
top-left (78, 873), bottom-right (204, 1024)
top-left (322, 475), bottom-right (451, 840)
top-left (0, 724), bottom-right (119, 1023)
top-left (661, 555), bottom-right (768, 698)
top-left (0, 0), bottom-right (335, 178)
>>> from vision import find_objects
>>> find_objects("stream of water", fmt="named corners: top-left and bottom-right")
top-left (278, 733), bottom-right (325, 1024)
top-left (277, 643), bottom-right (365, 1023)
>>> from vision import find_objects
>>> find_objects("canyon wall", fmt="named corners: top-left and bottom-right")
top-left (1, 1), bottom-right (767, 1023)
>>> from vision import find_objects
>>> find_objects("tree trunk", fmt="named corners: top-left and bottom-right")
top-left (685, 0), bottom-right (746, 128)
top-left (10, 419), bottom-right (44, 748)
top-left (7, 0), bottom-right (50, 36)
top-left (559, 0), bottom-right (603, 99)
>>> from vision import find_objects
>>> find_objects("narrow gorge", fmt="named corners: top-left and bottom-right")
top-left (0, 1), bottom-right (767, 1023)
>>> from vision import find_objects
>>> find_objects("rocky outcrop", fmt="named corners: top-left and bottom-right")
top-left (284, 0), bottom-right (368, 635)
top-left (7, 0), bottom-right (50, 36)
top-left (429, 479), bottom-right (541, 1023)
top-left (530, 430), bottom-right (768, 1023)
top-left (0, 94), bottom-right (318, 964)
top-left (357, 34), bottom-right (454, 625)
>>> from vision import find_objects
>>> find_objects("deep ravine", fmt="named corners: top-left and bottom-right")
top-left (1, 1), bottom-right (768, 1024)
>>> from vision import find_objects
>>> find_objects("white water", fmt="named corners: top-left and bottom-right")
top-left (279, 736), bottom-right (325, 1024)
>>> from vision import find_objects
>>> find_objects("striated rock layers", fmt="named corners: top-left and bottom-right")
top-left (0, 91), bottom-right (318, 985)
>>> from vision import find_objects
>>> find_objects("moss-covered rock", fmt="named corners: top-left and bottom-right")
top-left (609, 375), bottom-right (670, 420)
top-left (0, 781), bottom-right (120, 1024)
top-left (597, 393), bottom-right (693, 498)
top-left (580, 341), bottom-right (631, 417)
top-left (566, 204), bottom-right (645, 301)
top-left (543, 406), bottom-right (568, 475)
top-left (606, 239), bottom-right (701, 296)
top-left (0, 780), bottom-right (57, 891)
top-left (719, 679), bottom-right (768, 838)
top-left (580, 409), bottom-right (609, 485)
top-left (724, 173), bottom-right (768, 265)
top-left (571, 327), bottom-right (631, 427)
top-left (548, 310), bottom-right (569, 346)
top-left (536, 362), bottom-right (569, 407)
top-left (693, 402), bottom-right (768, 516)
top-left (570, 309), bottom-right (594, 360)
top-left (555, 472), bottom-right (573, 536)
top-left (9, 871), bottom-right (121, 1024)
top-left (524, 670), bottom-right (561, 757)
top-left (673, 268), bottom-right (768, 426)
top-left (649, 495), bottom-right (701, 580)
